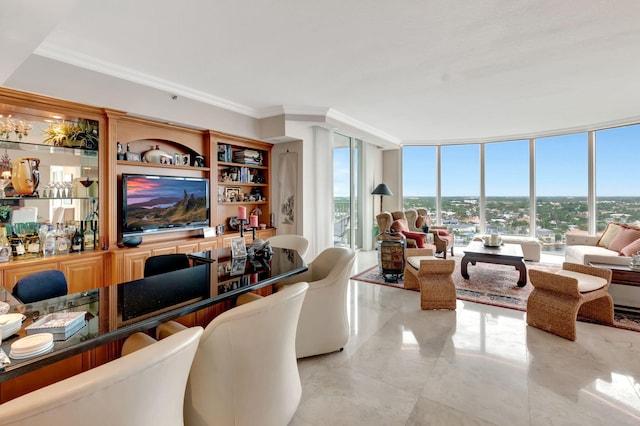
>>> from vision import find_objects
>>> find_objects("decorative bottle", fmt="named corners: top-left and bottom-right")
top-left (84, 220), bottom-right (94, 251)
top-left (55, 223), bottom-right (69, 255)
top-left (43, 225), bottom-right (56, 257)
top-left (26, 230), bottom-right (40, 255)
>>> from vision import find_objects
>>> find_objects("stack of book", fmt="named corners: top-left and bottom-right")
top-left (233, 149), bottom-right (262, 166)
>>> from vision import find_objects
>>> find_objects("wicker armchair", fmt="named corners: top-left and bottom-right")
top-left (376, 212), bottom-right (406, 243)
top-left (527, 262), bottom-right (614, 341)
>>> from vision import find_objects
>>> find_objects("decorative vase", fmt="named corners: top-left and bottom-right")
top-left (143, 145), bottom-right (170, 164)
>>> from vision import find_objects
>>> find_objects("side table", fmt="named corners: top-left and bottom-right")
top-left (589, 262), bottom-right (640, 312)
top-left (377, 238), bottom-right (406, 283)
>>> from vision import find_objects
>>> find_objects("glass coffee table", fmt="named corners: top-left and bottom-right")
top-left (461, 241), bottom-right (527, 287)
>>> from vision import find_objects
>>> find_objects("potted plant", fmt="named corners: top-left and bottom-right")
top-left (43, 119), bottom-right (98, 150)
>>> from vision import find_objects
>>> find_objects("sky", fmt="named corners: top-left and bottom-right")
top-left (333, 124), bottom-right (639, 198)
top-left (398, 124), bottom-right (640, 197)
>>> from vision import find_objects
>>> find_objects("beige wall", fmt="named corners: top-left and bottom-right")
top-left (381, 149), bottom-right (402, 212)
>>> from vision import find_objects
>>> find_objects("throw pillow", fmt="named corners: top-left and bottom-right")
top-left (436, 229), bottom-right (451, 236)
top-left (402, 231), bottom-right (427, 248)
top-left (415, 216), bottom-right (425, 229)
top-left (390, 219), bottom-right (408, 233)
top-left (609, 227), bottom-right (640, 253)
top-left (597, 222), bottom-right (623, 248)
top-left (620, 237), bottom-right (640, 257)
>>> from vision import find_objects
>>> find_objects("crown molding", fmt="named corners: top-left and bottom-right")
top-left (403, 115), bottom-right (640, 146)
top-left (326, 108), bottom-right (402, 146)
top-left (33, 42), bottom-right (258, 118)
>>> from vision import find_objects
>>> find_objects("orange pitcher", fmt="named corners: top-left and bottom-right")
top-left (11, 158), bottom-right (40, 195)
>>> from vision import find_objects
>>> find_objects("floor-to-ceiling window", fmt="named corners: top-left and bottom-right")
top-left (333, 133), bottom-right (363, 249)
top-left (535, 133), bottom-right (588, 251)
top-left (402, 146), bottom-right (436, 219)
top-left (401, 124), bottom-right (640, 254)
top-left (595, 125), bottom-right (640, 231)
top-left (485, 140), bottom-right (530, 235)
top-left (441, 144), bottom-right (480, 245)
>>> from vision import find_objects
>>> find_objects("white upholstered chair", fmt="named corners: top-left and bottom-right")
top-left (156, 281), bottom-right (309, 426)
top-left (0, 327), bottom-right (202, 426)
top-left (267, 234), bottom-right (310, 258)
top-left (276, 247), bottom-right (356, 358)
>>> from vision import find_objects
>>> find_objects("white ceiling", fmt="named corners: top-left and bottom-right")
top-left (4, 0), bottom-right (640, 147)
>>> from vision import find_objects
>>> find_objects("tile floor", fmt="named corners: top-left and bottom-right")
top-left (290, 250), bottom-right (640, 425)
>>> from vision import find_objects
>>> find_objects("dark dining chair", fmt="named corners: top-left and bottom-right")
top-left (12, 270), bottom-right (68, 303)
top-left (143, 253), bottom-right (191, 277)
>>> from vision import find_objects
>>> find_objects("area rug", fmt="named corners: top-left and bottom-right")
top-left (351, 256), bottom-right (640, 333)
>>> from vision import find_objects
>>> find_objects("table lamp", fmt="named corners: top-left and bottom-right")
top-left (371, 183), bottom-right (393, 212)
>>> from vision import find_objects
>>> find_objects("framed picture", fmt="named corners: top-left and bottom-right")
top-left (224, 187), bottom-right (241, 201)
top-left (159, 154), bottom-right (173, 165)
top-left (182, 154), bottom-right (190, 166)
top-left (231, 237), bottom-right (247, 258)
top-left (125, 151), bottom-right (141, 162)
top-left (230, 257), bottom-right (247, 275)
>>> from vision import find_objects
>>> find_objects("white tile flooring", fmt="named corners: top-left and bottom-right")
top-left (290, 250), bottom-right (640, 425)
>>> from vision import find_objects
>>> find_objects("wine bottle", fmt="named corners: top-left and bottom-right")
top-left (79, 221), bottom-right (85, 252)
top-left (71, 226), bottom-right (82, 253)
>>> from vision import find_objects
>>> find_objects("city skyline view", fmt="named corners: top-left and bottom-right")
top-left (333, 124), bottom-right (639, 249)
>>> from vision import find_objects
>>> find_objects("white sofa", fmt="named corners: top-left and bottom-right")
top-left (564, 233), bottom-right (632, 266)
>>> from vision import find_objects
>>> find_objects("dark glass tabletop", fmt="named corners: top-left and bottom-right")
top-left (0, 247), bottom-right (307, 381)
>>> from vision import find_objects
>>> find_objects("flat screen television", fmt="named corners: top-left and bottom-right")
top-left (122, 173), bottom-right (210, 236)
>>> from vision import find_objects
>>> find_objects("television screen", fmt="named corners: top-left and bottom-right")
top-left (122, 174), bottom-right (210, 236)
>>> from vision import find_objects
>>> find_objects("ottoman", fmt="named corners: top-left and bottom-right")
top-left (405, 256), bottom-right (457, 310)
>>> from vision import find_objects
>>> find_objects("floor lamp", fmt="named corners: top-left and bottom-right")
top-left (371, 183), bottom-right (393, 212)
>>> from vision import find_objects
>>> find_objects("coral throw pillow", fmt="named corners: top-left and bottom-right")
top-left (402, 231), bottom-right (427, 248)
top-left (415, 216), bottom-right (424, 229)
top-left (436, 229), bottom-right (451, 236)
top-left (597, 222), bottom-right (623, 248)
top-left (609, 227), bottom-right (640, 253)
top-left (620, 237), bottom-right (640, 257)
top-left (390, 219), bottom-right (409, 233)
